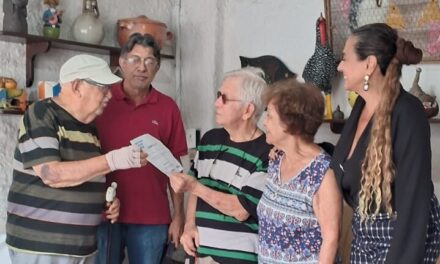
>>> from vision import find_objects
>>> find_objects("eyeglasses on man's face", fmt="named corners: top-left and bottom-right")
top-left (216, 91), bottom-right (244, 104)
top-left (125, 55), bottom-right (158, 69)
top-left (81, 79), bottom-right (110, 93)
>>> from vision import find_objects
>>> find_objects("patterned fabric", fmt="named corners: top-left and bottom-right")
top-left (191, 128), bottom-right (271, 264)
top-left (257, 150), bottom-right (331, 264)
top-left (350, 196), bottom-right (440, 264)
top-left (6, 99), bottom-right (105, 256)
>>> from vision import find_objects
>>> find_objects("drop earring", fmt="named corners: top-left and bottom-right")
top-left (363, 75), bottom-right (369, 91)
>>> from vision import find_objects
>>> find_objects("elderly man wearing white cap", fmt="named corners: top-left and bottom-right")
top-left (6, 54), bottom-right (147, 264)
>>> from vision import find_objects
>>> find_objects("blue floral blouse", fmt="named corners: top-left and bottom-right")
top-left (257, 150), bottom-right (331, 263)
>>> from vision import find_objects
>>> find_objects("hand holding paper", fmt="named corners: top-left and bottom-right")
top-left (130, 134), bottom-right (183, 176)
top-left (105, 145), bottom-right (143, 171)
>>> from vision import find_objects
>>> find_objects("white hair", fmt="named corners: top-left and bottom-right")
top-left (222, 67), bottom-right (267, 120)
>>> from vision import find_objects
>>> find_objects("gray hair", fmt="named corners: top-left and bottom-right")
top-left (222, 67), bottom-right (267, 120)
top-left (120, 33), bottom-right (161, 66)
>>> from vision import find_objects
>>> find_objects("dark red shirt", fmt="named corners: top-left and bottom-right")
top-left (95, 82), bottom-right (188, 224)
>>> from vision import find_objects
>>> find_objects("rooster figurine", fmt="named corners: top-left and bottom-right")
top-left (302, 13), bottom-right (337, 120)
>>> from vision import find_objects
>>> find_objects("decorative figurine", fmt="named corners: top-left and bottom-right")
top-left (3, 0), bottom-right (29, 34)
top-left (410, 67), bottom-right (439, 118)
top-left (330, 105), bottom-right (346, 134)
top-left (332, 105), bottom-right (345, 121)
top-left (302, 13), bottom-right (337, 120)
top-left (42, 0), bottom-right (62, 38)
top-left (239, 55), bottom-right (296, 84)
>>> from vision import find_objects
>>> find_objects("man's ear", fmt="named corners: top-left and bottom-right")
top-left (71, 79), bottom-right (83, 97)
top-left (242, 103), bottom-right (256, 121)
top-left (119, 56), bottom-right (125, 68)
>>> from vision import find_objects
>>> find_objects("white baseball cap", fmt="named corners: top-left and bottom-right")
top-left (59, 55), bottom-right (122, 85)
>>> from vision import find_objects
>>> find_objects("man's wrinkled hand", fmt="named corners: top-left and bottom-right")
top-left (169, 172), bottom-right (197, 193)
top-left (180, 224), bottom-right (199, 257)
top-left (168, 214), bottom-right (184, 248)
top-left (105, 197), bottom-right (120, 224)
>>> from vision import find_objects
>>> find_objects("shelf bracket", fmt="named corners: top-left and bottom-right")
top-left (26, 41), bottom-right (50, 87)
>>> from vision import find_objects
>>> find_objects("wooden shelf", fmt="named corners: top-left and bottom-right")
top-left (0, 31), bottom-right (174, 87)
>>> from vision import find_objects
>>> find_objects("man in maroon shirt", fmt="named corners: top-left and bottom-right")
top-left (95, 33), bottom-right (188, 264)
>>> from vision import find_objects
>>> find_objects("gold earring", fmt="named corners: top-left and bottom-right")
top-left (363, 75), bottom-right (369, 91)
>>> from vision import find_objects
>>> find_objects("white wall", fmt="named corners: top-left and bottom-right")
top-left (1, 0), bottom-right (440, 262)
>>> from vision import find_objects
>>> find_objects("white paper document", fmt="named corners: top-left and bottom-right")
top-left (130, 134), bottom-right (183, 177)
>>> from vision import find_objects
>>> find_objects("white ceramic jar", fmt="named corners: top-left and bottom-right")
top-left (72, 0), bottom-right (104, 45)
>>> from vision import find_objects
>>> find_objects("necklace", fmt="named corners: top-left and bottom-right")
top-left (249, 126), bottom-right (258, 141)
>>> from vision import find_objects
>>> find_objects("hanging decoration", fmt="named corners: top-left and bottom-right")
top-left (385, 2), bottom-right (405, 29)
top-left (427, 22), bottom-right (440, 55)
top-left (302, 13), bottom-right (338, 120)
top-left (326, 0), bottom-right (440, 61)
top-left (417, 0), bottom-right (440, 26)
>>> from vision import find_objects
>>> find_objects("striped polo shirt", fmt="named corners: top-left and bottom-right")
top-left (191, 128), bottom-right (271, 263)
top-left (6, 98), bottom-right (106, 256)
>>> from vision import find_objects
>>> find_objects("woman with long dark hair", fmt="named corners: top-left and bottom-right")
top-left (332, 23), bottom-right (440, 263)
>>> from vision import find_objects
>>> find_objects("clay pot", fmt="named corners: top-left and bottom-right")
top-left (117, 15), bottom-right (172, 49)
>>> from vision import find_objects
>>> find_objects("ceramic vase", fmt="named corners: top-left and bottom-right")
top-left (72, 0), bottom-right (104, 44)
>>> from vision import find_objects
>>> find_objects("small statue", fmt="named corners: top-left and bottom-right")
top-left (239, 55), bottom-right (296, 84)
top-left (330, 105), bottom-right (346, 134)
top-left (42, 0), bottom-right (63, 38)
top-left (332, 105), bottom-right (345, 121)
top-left (410, 67), bottom-right (439, 118)
top-left (3, 0), bottom-right (29, 34)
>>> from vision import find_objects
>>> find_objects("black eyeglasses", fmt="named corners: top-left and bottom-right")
top-left (216, 91), bottom-right (244, 104)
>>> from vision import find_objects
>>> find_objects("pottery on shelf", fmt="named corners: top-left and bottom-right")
top-left (42, 0), bottom-right (62, 39)
top-left (332, 105), bottom-right (345, 120)
top-left (117, 15), bottom-right (172, 49)
top-left (43, 26), bottom-right (60, 38)
top-left (72, 0), bottom-right (104, 45)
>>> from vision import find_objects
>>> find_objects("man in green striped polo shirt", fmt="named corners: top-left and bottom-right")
top-left (170, 67), bottom-right (272, 264)
top-left (6, 54), bottom-right (148, 264)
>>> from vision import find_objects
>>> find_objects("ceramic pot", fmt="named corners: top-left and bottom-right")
top-left (117, 15), bottom-right (172, 49)
top-left (72, 0), bottom-right (104, 45)
top-left (43, 25), bottom-right (60, 39)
